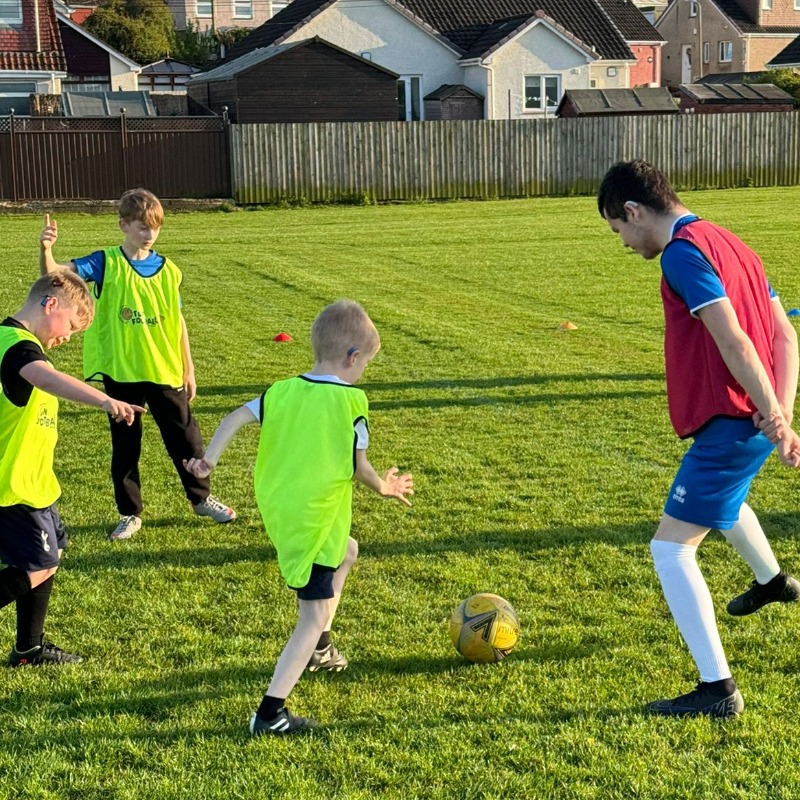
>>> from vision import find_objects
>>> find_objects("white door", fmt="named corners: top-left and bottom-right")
top-left (681, 45), bottom-right (693, 84)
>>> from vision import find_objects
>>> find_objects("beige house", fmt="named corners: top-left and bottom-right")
top-left (656, 0), bottom-right (800, 85)
top-left (164, 0), bottom-right (275, 32)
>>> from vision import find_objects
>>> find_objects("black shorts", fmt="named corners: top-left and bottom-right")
top-left (0, 503), bottom-right (66, 571)
top-left (290, 563), bottom-right (337, 601)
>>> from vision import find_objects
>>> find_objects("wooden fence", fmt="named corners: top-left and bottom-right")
top-left (0, 113), bottom-right (230, 201)
top-left (230, 112), bottom-right (800, 204)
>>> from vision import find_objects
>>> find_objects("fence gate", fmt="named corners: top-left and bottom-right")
top-left (0, 113), bottom-right (231, 201)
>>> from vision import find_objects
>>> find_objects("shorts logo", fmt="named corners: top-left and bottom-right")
top-left (40, 530), bottom-right (51, 552)
top-left (673, 484), bottom-right (687, 504)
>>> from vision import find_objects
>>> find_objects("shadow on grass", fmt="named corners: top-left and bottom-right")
top-left (58, 512), bottom-right (800, 575)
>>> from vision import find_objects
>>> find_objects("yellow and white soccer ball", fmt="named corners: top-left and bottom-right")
top-left (449, 593), bottom-right (520, 663)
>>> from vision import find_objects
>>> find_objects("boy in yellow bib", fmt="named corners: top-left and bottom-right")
top-left (0, 271), bottom-right (143, 665)
top-left (184, 300), bottom-right (413, 736)
top-left (39, 190), bottom-right (235, 541)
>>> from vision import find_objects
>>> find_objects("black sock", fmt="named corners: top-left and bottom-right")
top-left (0, 567), bottom-right (31, 610)
top-left (257, 695), bottom-right (286, 720)
top-left (15, 575), bottom-right (53, 651)
top-left (316, 631), bottom-right (331, 650)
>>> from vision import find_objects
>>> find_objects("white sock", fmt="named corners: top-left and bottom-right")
top-left (722, 503), bottom-right (780, 585)
top-left (650, 540), bottom-right (731, 683)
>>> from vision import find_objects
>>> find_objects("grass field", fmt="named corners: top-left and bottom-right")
top-left (2, 189), bottom-right (800, 799)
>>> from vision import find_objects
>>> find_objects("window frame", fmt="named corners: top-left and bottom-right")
top-left (195, 0), bottom-right (212, 18)
top-left (703, 41), bottom-right (710, 63)
top-left (524, 74), bottom-right (561, 114)
top-left (397, 75), bottom-right (423, 121)
top-left (718, 40), bottom-right (733, 62)
top-left (0, 0), bottom-right (22, 24)
top-left (689, 1), bottom-right (698, 17)
top-left (233, 0), bottom-right (252, 18)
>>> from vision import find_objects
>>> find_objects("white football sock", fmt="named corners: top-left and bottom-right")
top-left (650, 540), bottom-right (731, 683)
top-left (722, 502), bottom-right (780, 585)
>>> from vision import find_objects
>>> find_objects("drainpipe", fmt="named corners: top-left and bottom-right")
top-left (34, 0), bottom-right (41, 52)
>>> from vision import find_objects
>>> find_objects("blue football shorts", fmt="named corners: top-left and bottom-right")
top-left (664, 416), bottom-right (774, 531)
top-left (0, 502), bottom-right (66, 571)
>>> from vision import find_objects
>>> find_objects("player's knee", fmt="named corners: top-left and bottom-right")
top-left (298, 598), bottom-right (329, 628)
top-left (344, 537), bottom-right (358, 566)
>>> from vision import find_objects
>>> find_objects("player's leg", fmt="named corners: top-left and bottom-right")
top-left (308, 538), bottom-right (358, 673)
top-left (0, 505), bottom-right (82, 666)
top-left (146, 385), bottom-right (235, 523)
top-left (104, 377), bottom-right (146, 540)
top-left (646, 427), bottom-right (750, 718)
top-left (250, 597), bottom-right (328, 736)
top-left (724, 502), bottom-right (800, 615)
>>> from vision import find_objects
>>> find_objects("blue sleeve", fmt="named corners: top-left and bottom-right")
top-left (660, 240), bottom-right (726, 315)
top-left (72, 251), bottom-right (105, 284)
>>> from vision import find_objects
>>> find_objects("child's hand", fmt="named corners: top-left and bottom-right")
top-left (776, 428), bottom-right (800, 467)
top-left (379, 467), bottom-right (414, 507)
top-left (183, 456), bottom-right (215, 478)
top-left (754, 410), bottom-right (787, 444)
top-left (183, 368), bottom-right (197, 403)
top-left (102, 398), bottom-right (145, 426)
top-left (40, 213), bottom-right (58, 251)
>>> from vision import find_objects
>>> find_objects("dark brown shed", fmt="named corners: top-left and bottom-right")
top-left (186, 37), bottom-right (400, 123)
top-left (679, 83), bottom-right (794, 114)
top-left (556, 87), bottom-right (677, 117)
top-left (424, 84), bottom-right (484, 120)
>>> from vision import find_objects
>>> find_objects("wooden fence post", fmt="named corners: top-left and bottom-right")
top-left (9, 110), bottom-right (18, 202)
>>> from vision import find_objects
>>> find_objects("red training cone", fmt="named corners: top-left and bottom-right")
top-left (272, 332), bottom-right (293, 342)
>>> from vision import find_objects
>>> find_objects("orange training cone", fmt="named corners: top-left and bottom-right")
top-left (272, 332), bottom-right (293, 342)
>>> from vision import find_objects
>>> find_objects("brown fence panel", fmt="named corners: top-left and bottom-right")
top-left (0, 115), bottom-right (230, 201)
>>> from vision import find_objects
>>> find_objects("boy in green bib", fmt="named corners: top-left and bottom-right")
top-left (184, 300), bottom-right (413, 736)
top-left (0, 271), bottom-right (143, 665)
top-left (39, 190), bottom-right (235, 541)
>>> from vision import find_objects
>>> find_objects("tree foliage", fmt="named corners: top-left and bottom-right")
top-left (84, 0), bottom-right (175, 65)
top-left (747, 68), bottom-right (800, 107)
top-left (173, 23), bottom-right (253, 68)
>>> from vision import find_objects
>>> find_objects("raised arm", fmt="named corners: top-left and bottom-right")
top-left (39, 214), bottom-right (77, 276)
top-left (183, 404), bottom-right (258, 478)
top-left (354, 448), bottom-right (413, 507)
top-left (20, 361), bottom-right (144, 424)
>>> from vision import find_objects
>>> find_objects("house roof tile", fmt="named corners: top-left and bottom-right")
top-left (769, 34), bottom-right (800, 66)
top-left (709, 0), bottom-right (800, 34)
top-left (225, 0), bottom-right (659, 64)
top-left (681, 82), bottom-right (794, 102)
top-left (0, 0), bottom-right (67, 72)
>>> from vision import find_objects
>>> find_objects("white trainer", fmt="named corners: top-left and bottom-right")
top-left (192, 495), bottom-right (236, 523)
top-left (109, 515), bottom-right (142, 541)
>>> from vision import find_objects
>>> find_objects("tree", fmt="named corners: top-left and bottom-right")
top-left (173, 23), bottom-right (253, 68)
top-left (746, 68), bottom-right (800, 108)
top-left (84, 0), bottom-right (175, 65)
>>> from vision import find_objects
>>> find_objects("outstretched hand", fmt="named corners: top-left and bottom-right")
top-left (183, 456), bottom-right (215, 479)
top-left (40, 213), bottom-right (58, 251)
top-left (379, 467), bottom-right (414, 507)
top-left (102, 398), bottom-right (145, 426)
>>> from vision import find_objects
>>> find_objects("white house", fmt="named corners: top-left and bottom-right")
top-left (219, 0), bottom-right (662, 119)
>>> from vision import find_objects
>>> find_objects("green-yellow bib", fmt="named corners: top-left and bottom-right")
top-left (255, 377), bottom-right (369, 588)
top-left (83, 247), bottom-right (184, 386)
top-left (0, 327), bottom-right (60, 508)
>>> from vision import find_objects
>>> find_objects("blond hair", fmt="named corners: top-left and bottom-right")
top-left (29, 270), bottom-right (94, 327)
top-left (311, 300), bottom-right (380, 362)
top-left (119, 188), bottom-right (164, 229)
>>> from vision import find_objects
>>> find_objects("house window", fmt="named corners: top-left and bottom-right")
top-left (719, 41), bottom-right (733, 62)
top-left (0, 81), bottom-right (36, 115)
top-left (234, 0), bottom-right (252, 18)
top-left (762, 0), bottom-right (772, 8)
top-left (195, 0), bottom-right (212, 17)
top-left (689, 1), bottom-right (698, 17)
top-left (703, 41), bottom-right (710, 63)
top-left (0, 0), bottom-right (22, 24)
top-left (795, 0), bottom-right (800, 8)
top-left (397, 76), bottom-right (422, 121)
top-left (524, 75), bottom-right (560, 112)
